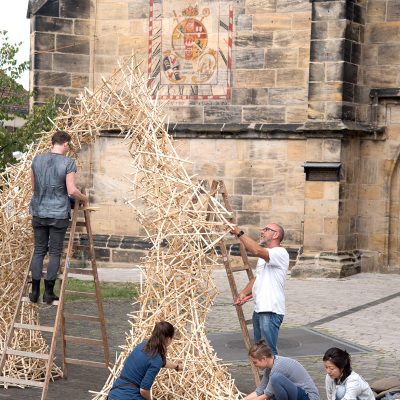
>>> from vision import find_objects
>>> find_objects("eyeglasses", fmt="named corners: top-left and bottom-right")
top-left (262, 227), bottom-right (277, 233)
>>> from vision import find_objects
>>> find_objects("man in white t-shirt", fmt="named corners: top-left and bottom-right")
top-left (231, 223), bottom-right (289, 356)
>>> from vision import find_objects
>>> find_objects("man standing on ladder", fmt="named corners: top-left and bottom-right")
top-left (231, 223), bottom-right (289, 356)
top-left (29, 130), bottom-right (88, 304)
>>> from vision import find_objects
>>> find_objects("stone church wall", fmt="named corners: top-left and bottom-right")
top-left (76, 134), bottom-right (306, 267)
top-left (31, 0), bottom-right (312, 126)
top-left (357, 0), bottom-right (400, 271)
top-left (28, 0), bottom-right (400, 274)
top-left (30, 0), bottom-right (92, 104)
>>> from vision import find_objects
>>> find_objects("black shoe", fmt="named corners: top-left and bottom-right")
top-left (43, 280), bottom-right (59, 304)
top-left (29, 279), bottom-right (41, 303)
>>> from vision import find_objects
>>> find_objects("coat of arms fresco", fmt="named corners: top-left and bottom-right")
top-left (148, 1), bottom-right (233, 100)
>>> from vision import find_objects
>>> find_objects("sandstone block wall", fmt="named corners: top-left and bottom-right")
top-left (67, 232), bottom-right (151, 268)
top-left (307, 0), bottom-right (367, 123)
top-left (28, 0), bottom-right (400, 273)
top-left (31, 0), bottom-right (313, 126)
top-left (77, 136), bottom-right (141, 237)
top-left (76, 134), bottom-right (305, 267)
top-left (30, 0), bottom-right (91, 104)
top-left (364, 0), bottom-right (400, 89)
top-left (176, 137), bottom-right (306, 243)
top-left (356, 0), bottom-right (400, 270)
top-left (302, 138), bottom-right (341, 253)
top-left (338, 137), bottom-right (360, 252)
top-left (78, 135), bottom-right (305, 244)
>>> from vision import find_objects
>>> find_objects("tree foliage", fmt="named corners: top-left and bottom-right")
top-left (0, 99), bottom-right (60, 169)
top-left (0, 30), bottom-right (29, 121)
top-left (0, 31), bottom-right (60, 171)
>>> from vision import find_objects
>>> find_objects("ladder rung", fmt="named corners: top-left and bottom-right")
top-left (229, 265), bottom-right (251, 272)
top-left (64, 357), bottom-right (108, 368)
top-left (14, 323), bottom-right (54, 333)
top-left (76, 220), bottom-right (86, 227)
top-left (21, 297), bottom-right (59, 306)
top-left (65, 290), bottom-right (96, 297)
top-left (63, 313), bottom-right (100, 322)
top-left (74, 244), bottom-right (90, 251)
top-left (6, 348), bottom-right (49, 360)
top-left (67, 268), bottom-right (94, 275)
top-left (245, 319), bottom-right (252, 325)
top-left (222, 238), bottom-right (240, 245)
top-left (64, 335), bottom-right (103, 346)
top-left (0, 376), bottom-right (45, 388)
top-left (83, 206), bottom-right (99, 212)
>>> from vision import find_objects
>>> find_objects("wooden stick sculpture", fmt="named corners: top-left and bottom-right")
top-left (0, 56), bottom-right (242, 399)
top-left (0, 141), bottom-right (63, 383)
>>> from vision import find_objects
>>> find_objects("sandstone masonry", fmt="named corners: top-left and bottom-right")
top-left (27, 0), bottom-right (400, 276)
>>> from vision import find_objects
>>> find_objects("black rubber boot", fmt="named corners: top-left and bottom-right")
top-left (29, 279), bottom-right (41, 303)
top-left (43, 280), bottom-right (59, 304)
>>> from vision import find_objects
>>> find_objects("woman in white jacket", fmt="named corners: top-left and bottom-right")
top-left (323, 347), bottom-right (374, 400)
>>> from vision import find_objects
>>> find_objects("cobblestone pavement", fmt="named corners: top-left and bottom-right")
top-left (1, 270), bottom-right (399, 399)
top-left (208, 270), bottom-right (400, 395)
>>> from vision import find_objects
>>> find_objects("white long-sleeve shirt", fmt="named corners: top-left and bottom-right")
top-left (325, 371), bottom-right (375, 400)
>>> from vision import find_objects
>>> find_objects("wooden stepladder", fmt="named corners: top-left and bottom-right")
top-left (0, 200), bottom-right (110, 400)
top-left (60, 201), bottom-right (110, 377)
top-left (209, 180), bottom-right (261, 386)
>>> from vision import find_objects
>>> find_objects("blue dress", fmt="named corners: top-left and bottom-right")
top-left (109, 341), bottom-right (164, 400)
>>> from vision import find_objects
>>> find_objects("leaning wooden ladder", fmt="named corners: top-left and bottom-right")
top-left (0, 200), bottom-right (111, 399)
top-left (208, 180), bottom-right (260, 385)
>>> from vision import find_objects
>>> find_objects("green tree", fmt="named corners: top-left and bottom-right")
top-left (0, 97), bottom-right (60, 170)
top-left (0, 31), bottom-right (59, 171)
top-left (0, 30), bottom-right (29, 121)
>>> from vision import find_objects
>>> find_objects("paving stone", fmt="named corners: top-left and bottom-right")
top-left (2, 272), bottom-right (399, 399)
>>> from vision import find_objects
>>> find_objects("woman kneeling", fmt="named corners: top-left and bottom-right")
top-left (108, 321), bottom-right (181, 400)
top-left (244, 340), bottom-right (320, 400)
top-left (323, 347), bottom-right (374, 400)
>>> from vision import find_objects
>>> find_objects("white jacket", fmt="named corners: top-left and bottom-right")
top-left (326, 371), bottom-right (375, 400)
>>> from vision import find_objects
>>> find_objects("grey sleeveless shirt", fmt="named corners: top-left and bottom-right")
top-left (29, 153), bottom-right (77, 219)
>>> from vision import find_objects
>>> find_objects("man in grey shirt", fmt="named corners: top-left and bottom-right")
top-left (29, 130), bottom-right (88, 304)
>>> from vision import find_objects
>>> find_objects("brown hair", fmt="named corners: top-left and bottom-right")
top-left (51, 130), bottom-right (71, 145)
top-left (143, 321), bottom-right (175, 365)
top-left (248, 340), bottom-right (273, 360)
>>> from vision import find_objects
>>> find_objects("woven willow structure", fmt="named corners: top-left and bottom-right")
top-left (0, 57), bottom-right (243, 399)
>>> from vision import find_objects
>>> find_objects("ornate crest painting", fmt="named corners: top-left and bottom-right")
top-left (148, 0), bottom-right (233, 100)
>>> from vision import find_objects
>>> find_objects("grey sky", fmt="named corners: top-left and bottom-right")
top-left (0, 1), bottom-right (30, 89)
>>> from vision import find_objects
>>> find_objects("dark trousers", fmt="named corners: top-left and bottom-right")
top-left (30, 217), bottom-right (69, 280)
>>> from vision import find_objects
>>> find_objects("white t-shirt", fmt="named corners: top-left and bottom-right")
top-left (252, 246), bottom-right (289, 315)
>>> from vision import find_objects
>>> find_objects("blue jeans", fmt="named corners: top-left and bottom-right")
top-left (271, 372), bottom-right (310, 400)
top-left (253, 311), bottom-right (283, 356)
top-left (30, 217), bottom-right (69, 280)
